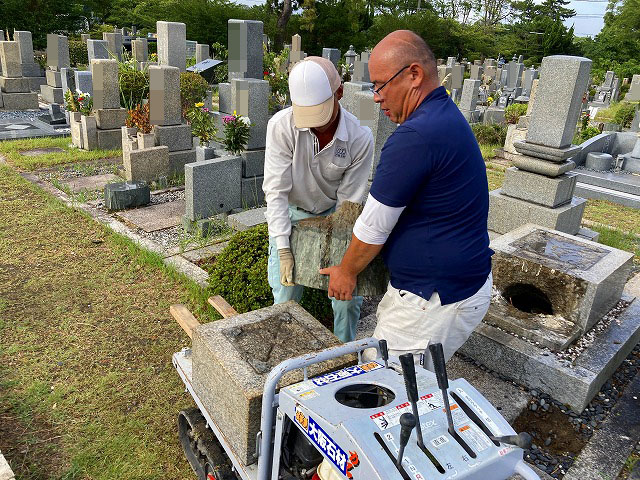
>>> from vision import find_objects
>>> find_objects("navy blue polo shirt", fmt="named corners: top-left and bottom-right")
top-left (369, 86), bottom-right (492, 305)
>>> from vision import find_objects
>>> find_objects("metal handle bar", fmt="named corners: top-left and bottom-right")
top-left (256, 337), bottom-right (381, 480)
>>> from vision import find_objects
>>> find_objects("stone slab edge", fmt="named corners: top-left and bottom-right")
top-left (15, 166), bottom-right (210, 289)
top-left (0, 450), bottom-right (15, 480)
top-left (460, 294), bottom-right (640, 411)
top-left (563, 374), bottom-right (640, 480)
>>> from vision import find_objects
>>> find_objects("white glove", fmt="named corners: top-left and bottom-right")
top-left (278, 248), bottom-right (295, 286)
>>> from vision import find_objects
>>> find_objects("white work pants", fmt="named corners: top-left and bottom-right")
top-left (365, 273), bottom-right (492, 370)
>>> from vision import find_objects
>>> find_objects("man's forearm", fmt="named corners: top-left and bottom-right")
top-left (341, 233), bottom-right (384, 276)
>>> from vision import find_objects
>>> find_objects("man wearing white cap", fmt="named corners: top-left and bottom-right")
top-left (263, 56), bottom-right (374, 343)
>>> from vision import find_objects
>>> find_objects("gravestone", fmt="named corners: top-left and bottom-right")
top-left (322, 48), bottom-right (341, 68)
top-left (186, 40), bottom-right (197, 59)
top-left (0, 41), bottom-right (38, 109)
top-left (460, 79), bottom-right (481, 122)
top-left (352, 51), bottom-right (370, 83)
top-left (470, 64), bottom-right (483, 80)
top-left (228, 20), bottom-right (263, 80)
top-left (289, 34), bottom-right (306, 68)
top-left (521, 67), bottom-right (538, 98)
top-left (290, 202), bottom-right (389, 295)
top-left (132, 38), bottom-right (148, 69)
top-left (450, 64), bottom-right (464, 98)
top-left (157, 21), bottom-right (186, 72)
top-left (231, 78), bottom-right (269, 150)
top-left (192, 301), bottom-right (353, 465)
top-left (149, 65), bottom-right (181, 126)
top-left (342, 82), bottom-right (397, 180)
top-left (446, 56), bottom-right (456, 67)
top-left (74, 70), bottom-right (92, 95)
top-left (184, 155), bottom-right (242, 219)
top-left (102, 32), bottom-right (123, 61)
top-left (87, 40), bottom-right (109, 62)
top-left (489, 56), bottom-right (591, 236)
top-left (13, 31), bottom-right (40, 77)
top-left (626, 74), bottom-right (640, 102)
top-left (196, 43), bottom-right (210, 63)
top-left (46, 34), bottom-right (70, 70)
top-left (148, 64), bottom-right (196, 169)
top-left (91, 59), bottom-right (120, 110)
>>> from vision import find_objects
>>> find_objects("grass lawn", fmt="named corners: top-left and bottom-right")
top-left (0, 163), bottom-right (217, 480)
top-left (483, 163), bottom-right (640, 262)
top-left (0, 136), bottom-right (120, 171)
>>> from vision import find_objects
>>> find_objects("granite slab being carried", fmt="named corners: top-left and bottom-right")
top-left (290, 201), bottom-right (389, 295)
top-left (192, 301), bottom-right (355, 465)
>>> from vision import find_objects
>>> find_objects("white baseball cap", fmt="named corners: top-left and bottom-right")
top-left (289, 56), bottom-right (342, 128)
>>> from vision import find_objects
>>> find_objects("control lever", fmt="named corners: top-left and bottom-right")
top-left (428, 343), bottom-right (455, 437)
top-left (490, 433), bottom-right (533, 450)
top-left (399, 353), bottom-right (425, 449)
top-left (379, 339), bottom-right (389, 368)
top-left (396, 413), bottom-right (416, 467)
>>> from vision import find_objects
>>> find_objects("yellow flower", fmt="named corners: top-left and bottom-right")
top-left (195, 102), bottom-right (204, 108)
top-left (446, 89), bottom-right (451, 96)
top-left (233, 110), bottom-right (237, 116)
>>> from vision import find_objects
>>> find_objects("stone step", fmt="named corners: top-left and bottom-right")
top-left (575, 182), bottom-right (640, 209)
top-left (227, 207), bottom-right (267, 231)
top-left (574, 169), bottom-right (640, 197)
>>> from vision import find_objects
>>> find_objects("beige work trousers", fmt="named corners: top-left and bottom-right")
top-left (364, 273), bottom-right (492, 370)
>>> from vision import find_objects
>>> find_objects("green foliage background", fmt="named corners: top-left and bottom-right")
top-left (0, 0), bottom-right (637, 83)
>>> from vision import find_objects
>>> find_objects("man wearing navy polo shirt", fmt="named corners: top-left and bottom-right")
top-left (320, 30), bottom-right (493, 370)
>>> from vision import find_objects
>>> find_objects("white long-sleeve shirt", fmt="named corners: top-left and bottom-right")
top-left (263, 105), bottom-right (374, 249)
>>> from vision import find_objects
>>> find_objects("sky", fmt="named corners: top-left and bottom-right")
top-left (559, 0), bottom-right (608, 37)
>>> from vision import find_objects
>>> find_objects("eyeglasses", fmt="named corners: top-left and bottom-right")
top-left (369, 65), bottom-right (410, 96)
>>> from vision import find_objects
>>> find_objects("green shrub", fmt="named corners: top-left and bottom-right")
top-left (208, 224), bottom-right (272, 313)
top-left (613, 102), bottom-right (637, 129)
top-left (576, 126), bottom-right (601, 144)
top-left (471, 123), bottom-right (507, 146)
top-left (207, 224), bottom-right (333, 322)
top-left (186, 56), bottom-right (197, 69)
top-left (118, 61), bottom-right (149, 110)
top-left (504, 103), bottom-right (528, 124)
top-left (180, 71), bottom-right (209, 116)
top-left (69, 39), bottom-right (88, 67)
top-left (211, 42), bottom-right (228, 85)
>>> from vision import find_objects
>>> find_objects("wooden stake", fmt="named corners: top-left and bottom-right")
top-left (170, 304), bottom-right (201, 339)
top-left (208, 295), bottom-right (239, 318)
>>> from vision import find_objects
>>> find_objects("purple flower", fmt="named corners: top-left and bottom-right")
top-left (223, 115), bottom-right (234, 124)
top-left (203, 108), bottom-right (209, 113)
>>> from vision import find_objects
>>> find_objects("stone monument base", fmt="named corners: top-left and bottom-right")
top-left (96, 128), bottom-right (122, 150)
top-left (1, 92), bottom-right (38, 110)
top-left (192, 301), bottom-right (354, 465)
top-left (40, 84), bottom-right (64, 104)
top-left (488, 189), bottom-right (586, 235)
top-left (460, 295), bottom-right (640, 412)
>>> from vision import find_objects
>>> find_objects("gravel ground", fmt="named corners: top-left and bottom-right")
top-left (575, 165), bottom-right (635, 175)
top-left (0, 109), bottom-right (48, 122)
top-left (460, 342), bottom-right (639, 478)
top-left (37, 163), bottom-right (121, 183)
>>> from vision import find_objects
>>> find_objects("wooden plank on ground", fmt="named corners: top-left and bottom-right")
top-left (170, 304), bottom-right (200, 338)
top-left (207, 295), bottom-right (238, 318)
